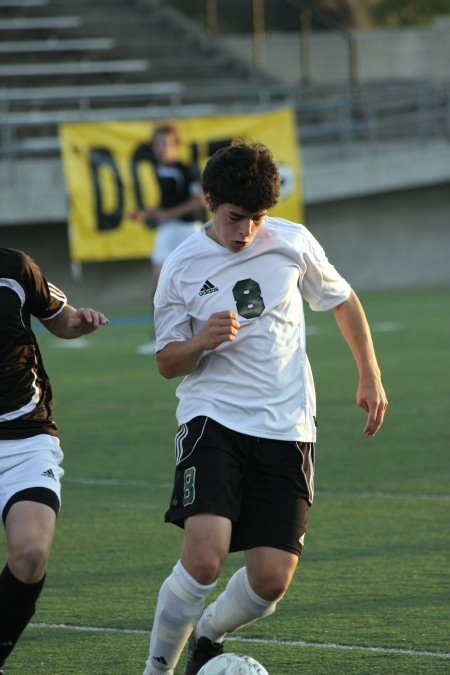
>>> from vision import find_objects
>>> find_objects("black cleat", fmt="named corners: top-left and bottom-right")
top-left (184, 632), bottom-right (224, 675)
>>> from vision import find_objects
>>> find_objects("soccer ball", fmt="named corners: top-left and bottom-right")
top-left (197, 652), bottom-right (269, 674)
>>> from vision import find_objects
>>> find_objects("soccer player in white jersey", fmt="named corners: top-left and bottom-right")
top-left (142, 141), bottom-right (388, 675)
top-left (0, 248), bottom-right (108, 673)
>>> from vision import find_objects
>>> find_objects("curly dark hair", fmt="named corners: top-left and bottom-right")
top-left (202, 140), bottom-right (280, 212)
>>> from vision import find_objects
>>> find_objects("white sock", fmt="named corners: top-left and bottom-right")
top-left (196, 567), bottom-right (277, 644)
top-left (143, 560), bottom-right (216, 674)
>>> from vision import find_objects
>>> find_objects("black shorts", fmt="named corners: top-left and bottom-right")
top-left (165, 416), bottom-right (315, 556)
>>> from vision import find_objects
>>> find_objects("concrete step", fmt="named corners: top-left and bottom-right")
top-left (0, 58), bottom-right (150, 78)
top-left (0, 15), bottom-right (81, 29)
top-left (0, 36), bottom-right (115, 52)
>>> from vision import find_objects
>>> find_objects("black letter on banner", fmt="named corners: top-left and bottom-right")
top-left (131, 143), bottom-right (156, 210)
top-left (89, 147), bottom-right (124, 231)
top-left (189, 139), bottom-right (233, 166)
top-left (207, 138), bottom-right (233, 157)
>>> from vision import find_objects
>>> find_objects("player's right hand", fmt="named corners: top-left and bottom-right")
top-left (201, 310), bottom-right (240, 349)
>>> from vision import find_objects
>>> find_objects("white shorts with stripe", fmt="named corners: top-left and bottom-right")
top-left (0, 434), bottom-right (64, 519)
top-left (152, 219), bottom-right (202, 265)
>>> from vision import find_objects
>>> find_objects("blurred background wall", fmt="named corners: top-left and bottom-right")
top-left (220, 16), bottom-right (450, 83)
top-left (1, 0), bottom-right (449, 307)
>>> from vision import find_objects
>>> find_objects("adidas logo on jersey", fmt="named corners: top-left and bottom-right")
top-left (199, 279), bottom-right (219, 296)
top-left (41, 468), bottom-right (56, 480)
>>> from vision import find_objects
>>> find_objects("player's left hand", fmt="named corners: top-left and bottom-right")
top-left (69, 308), bottom-right (109, 335)
top-left (127, 209), bottom-right (148, 221)
top-left (356, 378), bottom-right (388, 437)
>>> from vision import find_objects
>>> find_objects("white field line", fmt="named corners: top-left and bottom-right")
top-left (307, 322), bottom-right (402, 336)
top-left (49, 337), bottom-right (91, 349)
top-left (316, 489), bottom-right (450, 502)
top-left (65, 477), bottom-right (173, 488)
top-left (371, 321), bottom-right (403, 332)
top-left (64, 477), bottom-right (450, 501)
top-left (45, 322), bottom-right (401, 348)
top-left (29, 623), bottom-right (450, 659)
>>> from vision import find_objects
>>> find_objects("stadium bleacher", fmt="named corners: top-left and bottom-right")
top-left (1, 0), bottom-right (449, 300)
top-left (0, 0), bottom-right (280, 158)
top-left (0, 0), bottom-right (449, 163)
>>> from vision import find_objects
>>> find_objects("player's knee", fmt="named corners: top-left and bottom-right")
top-left (251, 571), bottom-right (291, 602)
top-left (260, 582), bottom-right (287, 603)
top-left (191, 561), bottom-right (221, 585)
top-left (188, 552), bottom-right (224, 585)
top-left (9, 541), bottom-right (50, 583)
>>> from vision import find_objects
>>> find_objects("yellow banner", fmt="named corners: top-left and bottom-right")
top-left (59, 108), bottom-right (303, 262)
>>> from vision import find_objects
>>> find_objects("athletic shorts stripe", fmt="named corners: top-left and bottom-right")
top-left (296, 441), bottom-right (315, 503)
top-left (175, 424), bottom-right (188, 464)
top-left (174, 417), bottom-right (207, 465)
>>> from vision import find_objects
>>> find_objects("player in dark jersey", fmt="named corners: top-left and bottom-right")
top-left (129, 123), bottom-right (204, 355)
top-left (0, 248), bottom-right (108, 672)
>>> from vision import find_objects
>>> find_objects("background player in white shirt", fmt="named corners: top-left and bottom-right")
top-left (0, 248), bottom-right (108, 673)
top-left (142, 141), bottom-right (388, 675)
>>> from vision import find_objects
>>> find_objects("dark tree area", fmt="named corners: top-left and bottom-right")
top-left (373, 0), bottom-right (450, 26)
top-left (162, 0), bottom-right (449, 31)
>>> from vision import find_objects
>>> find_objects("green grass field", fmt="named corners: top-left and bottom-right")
top-left (2, 287), bottom-right (449, 674)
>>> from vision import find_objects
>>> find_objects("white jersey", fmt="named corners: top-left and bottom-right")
top-left (154, 216), bottom-right (351, 442)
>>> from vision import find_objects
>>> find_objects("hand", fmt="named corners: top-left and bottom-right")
top-left (128, 208), bottom-right (160, 229)
top-left (357, 377), bottom-right (388, 437)
top-left (127, 209), bottom-right (148, 222)
top-left (155, 310), bottom-right (240, 378)
top-left (68, 308), bottom-right (109, 335)
top-left (199, 310), bottom-right (240, 350)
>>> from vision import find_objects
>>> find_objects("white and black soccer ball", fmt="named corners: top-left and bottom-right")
top-left (197, 652), bottom-right (269, 674)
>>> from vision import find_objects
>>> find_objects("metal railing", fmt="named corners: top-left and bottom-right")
top-left (1, 0), bottom-right (449, 174)
top-left (1, 79), bottom-right (449, 160)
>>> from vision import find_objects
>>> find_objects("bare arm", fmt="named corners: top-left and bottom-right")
top-left (333, 290), bottom-right (388, 437)
top-left (155, 195), bottom-right (204, 221)
top-left (129, 195), bottom-right (203, 223)
top-left (156, 310), bottom-right (240, 378)
top-left (42, 305), bottom-right (109, 339)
